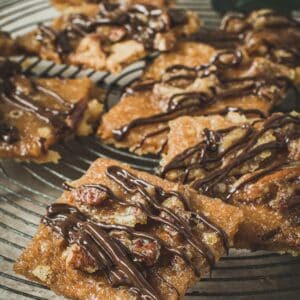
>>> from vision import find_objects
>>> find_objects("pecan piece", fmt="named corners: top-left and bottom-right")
top-left (110, 230), bottom-right (161, 266)
top-left (65, 244), bottom-right (98, 273)
top-left (131, 238), bottom-right (161, 266)
top-left (72, 186), bottom-right (109, 206)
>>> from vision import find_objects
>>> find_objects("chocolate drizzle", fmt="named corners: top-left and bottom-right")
top-left (162, 124), bottom-right (254, 184)
top-left (36, 4), bottom-right (188, 57)
top-left (43, 166), bottom-right (229, 299)
top-left (204, 107), bottom-right (266, 119)
top-left (106, 166), bottom-right (228, 261)
top-left (0, 60), bottom-right (76, 144)
top-left (221, 10), bottom-right (300, 34)
top-left (113, 50), bottom-right (288, 142)
top-left (225, 162), bottom-right (287, 201)
top-left (37, 24), bottom-right (73, 58)
top-left (42, 203), bottom-right (159, 300)
top-left (191, 10), bottom-right (300, 66)
top-left (130, 50), bottom-right (244, 93)
top-left (161, 113), bottom-right (300, 204)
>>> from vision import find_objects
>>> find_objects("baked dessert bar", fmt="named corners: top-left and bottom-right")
top-left (99, 49), bottom-right (294, 155)
top-left (51, 0), bottom-right (172, 15)
top-left (14, 158), bottom-right (243, 299)
top-left (161, 112), bottom-right (300, 254)
top-left (191, 10), bottom-right (300, 82)
top-left (0, 31), bottom-right (18, 56)
top-left (0, 59), bottom-right (103, 162)
top-left (221, 10), bottom-right (300, 73)
top-left (17, 4), bottom-right (200, 73)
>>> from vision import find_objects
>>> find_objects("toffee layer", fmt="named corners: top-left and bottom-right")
top-left (14, 158), bottom-right (243, 300)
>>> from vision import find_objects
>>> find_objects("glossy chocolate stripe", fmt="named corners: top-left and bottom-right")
top-left (63, 180), bottom-right (215, 277)
top-left (106, 166), bottom-right (228, 257)
top-left (44, 164), bottom-right (229, 298)
top-left (226, 162), bottom-right (288, 201)
top-left (0, 60), bottom-right (79, 141)
top-left (113, 78), bottom-right (279, 141)
top-left (114, 49), bottom-right (288, 141)
top-left (42, 203), bottom-right (160, 300)
top-left (132, 126), bottom-right (169, 152)
top-left (36, 4), bottom-right (188, 55)
top-left (162, 113), bottom-right (300, 203)
top-left (193, 140), bottom-right (288, 194)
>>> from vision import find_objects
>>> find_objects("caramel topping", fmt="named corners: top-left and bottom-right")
top-left (0, 60), bottom-right (77, 144)
top-left (161, 113), bottom-right (300, 208)
top-left (43, 166), bottom-right (228, 299)
top-left (113, 50), bottom-right (288, 141)
top-left (36, 4), bottom-right (188, 57)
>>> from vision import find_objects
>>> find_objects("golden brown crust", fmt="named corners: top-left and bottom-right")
top-left (233, 165), bottom-right (300, 254)
top-left (98, 91), bottom-right (166, 155)
top-left (220, 9), bottom-right (300, 81)
top-left (51, 0), bottom-right (100, 15)
top-left (14, 158), bottom-right (243, 300)
top-left (17, 8), bottom-right (200, 73)
top-left (162, 113), bottom-right (251, 167)
top-left (162, 113), bottom-right (300, 255)
top-left (98, 63), bottom-right (285, 156)
top-left (0, 69), bottom-right (103, 162)
top-left (99, 91), bottom-right (270, 156)
top-left (98, 94), bottom-right (272, 156)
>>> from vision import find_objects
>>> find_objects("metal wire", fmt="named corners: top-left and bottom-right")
top-left (0, 1), bottom-right (300, 299)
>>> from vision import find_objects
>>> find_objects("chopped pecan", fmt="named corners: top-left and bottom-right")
top-left (131, 238), bottom-right (161, 266)
top-left (65, 244), bottom-right (98, 273)
top-left (110, 230), bottom-right (161, 266)
top-left (72, 186), bottom-right (109, 206)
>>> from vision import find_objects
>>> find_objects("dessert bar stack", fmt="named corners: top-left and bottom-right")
top-left (0, 1), bottom-right (299, 299)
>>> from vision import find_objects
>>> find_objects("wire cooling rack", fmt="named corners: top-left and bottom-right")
top-left (0, 0), bottom-right (300, 299)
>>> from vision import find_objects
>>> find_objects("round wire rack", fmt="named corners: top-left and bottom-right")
top-left (0, 1), bottom-right (300, 299)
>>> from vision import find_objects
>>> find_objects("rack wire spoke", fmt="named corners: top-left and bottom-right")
top-left (0, 1), bottom-right (300, 299)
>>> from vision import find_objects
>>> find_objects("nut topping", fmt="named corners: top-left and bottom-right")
top-left (72, 186), bottom-right (109, 206)
top-left (64, 244), bottom-right (98, 273)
